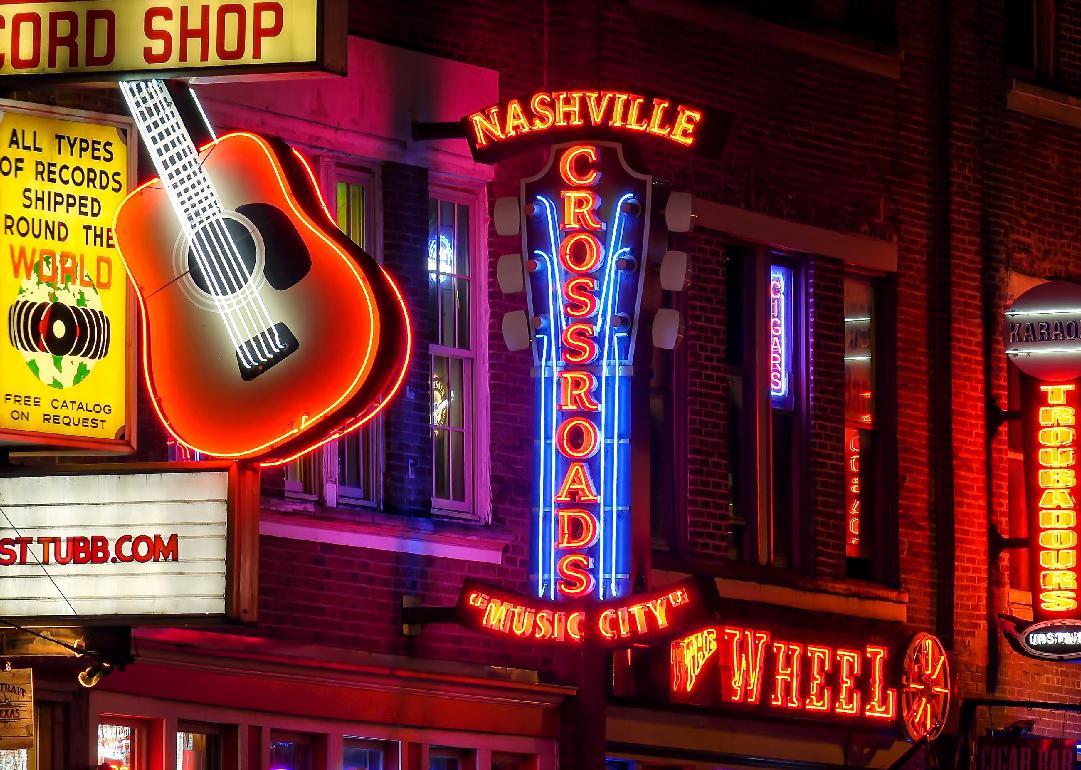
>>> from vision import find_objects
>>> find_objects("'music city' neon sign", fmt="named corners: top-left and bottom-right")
top-left (525, 143), bottom-right (647, 600)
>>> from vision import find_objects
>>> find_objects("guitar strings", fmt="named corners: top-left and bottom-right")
top-left (121, 80), bottom-right (284, 366)
top-left (120, 80), bottom-right (257, 365)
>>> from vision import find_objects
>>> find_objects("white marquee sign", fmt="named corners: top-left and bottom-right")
top-left (0, 465), bottom-right (256, 621)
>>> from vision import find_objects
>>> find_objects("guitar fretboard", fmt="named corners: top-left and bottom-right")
top-left (120, 80), bottom-right (222, 234)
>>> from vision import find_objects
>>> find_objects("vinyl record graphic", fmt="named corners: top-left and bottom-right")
top-left (6, 254), bottom-right (112, 389)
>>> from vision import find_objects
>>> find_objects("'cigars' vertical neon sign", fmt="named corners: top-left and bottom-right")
top-left (1024, 378), bottom-right (1081, 618)
top-left (525, 143), bottom-right (650, 600)
top-left (769, 264), bottom-right (793, 409)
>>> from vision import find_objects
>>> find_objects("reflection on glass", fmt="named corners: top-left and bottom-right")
top-left (98, 724), bottom-right (133, 770)
top-left (270, 740), bottom-right (311, 770)
top-left (343, 742), bottom-right (384, 770)
top-left (844, 277), bottom-right (874, 560)
top-left (177, 731), bottom-right (220, 770)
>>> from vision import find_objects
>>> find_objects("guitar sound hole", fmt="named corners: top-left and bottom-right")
top-left (187, 218), bottom-right (258, 297)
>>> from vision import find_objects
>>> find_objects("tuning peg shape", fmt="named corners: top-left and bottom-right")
top-left (660, 250), bottom-right (689, 291)
top-left (502, 310), bottom-right (531, 351)
top-left (494, 197), bottom-right (521, 236)
top-left (665, 192), bottom-right (694, 233)
top-left (497, 253), bottom-right (525, 294)
top-left (652, 308), bottom-right (684, 350)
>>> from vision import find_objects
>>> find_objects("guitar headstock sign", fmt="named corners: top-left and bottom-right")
top-left (524, 142), bottom-right (651, 600)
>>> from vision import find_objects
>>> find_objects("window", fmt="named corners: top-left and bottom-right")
top-left (699, 0), bottom-right (897, 45)
top-left (333, 173), bottom-right (380, 506)
top-left (284, 168), bottom-right (380, 506)
top-left (98, 719), bottom-right (146, 770)
top-left (429, 747), bottom-right (474, 770)
top-left (270, 735), bottom-right (312, 770)
top-left (843, 273), bottom-right (898, 583)
top-left (492, 753), bottom-right (536, 770)
top-left (428, 189), bottom-right (480, 516)
top-left (177, 724), bottom-right (223, 770)
top-left (1005, 0), bottom-right (1055, 82)
top-left (343, 738), bottom-right (395, 770)
top-left (723, 246), bottom-right (807, 569)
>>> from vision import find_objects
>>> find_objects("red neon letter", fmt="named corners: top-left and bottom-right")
top-left (555, 462), bottom-right (600, 503)
top-left (834, 649), bottom-right (862, 715)
top-left (558, 231), bottom-right (603, 273)
top-left (770, 641), bottom-right (804, 709)
top-left (557, 508), bottom-right (599, 549)
top-left (721, 627), bottom-right (769, 704)
top-left (563, 275), bottom-right (598, 319)
top-left (804, 645), bottom-right (833, 713)
top-left (530, 92), bottom-right (555, 130)
top-left (557, 554), bottom-right (594, 597)
top-left (561, 322), bottom-right (599, 365)
top-left (562, 191), bottom-right (604, 231)
top-left (864, 645), bottom-right (897, 720)
top-left (560, 145), bottom-right (601, 186)
top-left (556, 416), bottom-right (600, 459)
top-left (560, 371), bottom-right (600, 412)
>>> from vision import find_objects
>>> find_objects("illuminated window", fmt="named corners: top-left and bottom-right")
top-left (843, 273), bottom-right (897, 583)
top-left (770, 257), bottom-right (802, 570)
top-left (177, 724), bottom-right (223, 770)
top-left (284, 169), bottom-right (380, 507)
top-left (428, 189), bottom-right (480, 516)
top-left (844, 277), bottom-right (874, 568)
top-left (98, 719), bottom-right (146, 770)
top-left (0, 752), bottom-right (27, 770)
top-left (492, 752), bottom-right (537, 770)
top-left (334, 173), bottom-right (380, 506)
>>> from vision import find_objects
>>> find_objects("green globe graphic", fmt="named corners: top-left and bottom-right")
top-left (13, 253), bottom-right (106, 389)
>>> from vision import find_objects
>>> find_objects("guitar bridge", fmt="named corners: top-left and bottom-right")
top-left (236, 323), bottom-right (299, 381)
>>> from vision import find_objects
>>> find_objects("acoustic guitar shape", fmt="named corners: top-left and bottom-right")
top-left (115, 80), bottom-right (410, 462)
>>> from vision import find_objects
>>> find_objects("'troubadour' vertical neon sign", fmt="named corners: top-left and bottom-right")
top-left (1023, 377), bottom-right (1081, 618)
top-left (524, 142), bottom-right (651, 601)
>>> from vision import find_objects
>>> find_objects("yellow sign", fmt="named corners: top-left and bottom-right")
top-left (0, 0), bottom-right (339, 80)
top-left (0, 668), bottom-right (33, 750)
top-left (0, 101), bottom-right (133, 451)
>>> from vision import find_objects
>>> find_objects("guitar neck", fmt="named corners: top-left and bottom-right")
top-left (120, 80), bottom-right (222, 234)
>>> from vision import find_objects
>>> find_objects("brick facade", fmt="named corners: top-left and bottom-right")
top-left (12, 0), bottom-right (1081, 765)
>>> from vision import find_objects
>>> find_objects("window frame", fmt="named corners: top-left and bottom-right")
top-left (842, 268), bottom-right (899, 585)
top-left (283, 160), bottom-right (383, 509)
top-left (331, 165), bottom-right (383, 509)
top-left (427, 179), bottom-right (491, 522)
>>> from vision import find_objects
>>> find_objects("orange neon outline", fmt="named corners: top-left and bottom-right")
top-left (562, 275), bottom-right (599, 319)
top-left (558, 231), bottom-right (603, 273)
top-left (561, 322), bottom-right (599, 365)
top-left (555, 461), bottom-right (601, 503)
top-left (721, 626), bottom-right (770, 705)
top-left (114, 133), bottom-right (410, 463)
top-left (559, 370), bottom-right (600, 412)
top-left (834, 648), bottom-right (862, 716)
top-left (556, 553), bottom-right (595, 597)
top-left (769, 641), bottom-right (804, 710)
top-left (864, 645), bottom-right (898, 720)
top-left (559, 145), bottom-right (601, 186)
top-left (556, 507), bottom-right (599, 549)
top-left (804, 644), bottom-right (833, 713)
top-left (555, 415), bottom-right (601, 459)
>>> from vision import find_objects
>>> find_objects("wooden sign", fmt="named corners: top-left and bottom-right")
top-left (0, 668), bottom-right (33, 750)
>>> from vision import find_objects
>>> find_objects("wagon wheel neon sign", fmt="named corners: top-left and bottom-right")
top-left (901, 632), bottom-right (951, 741)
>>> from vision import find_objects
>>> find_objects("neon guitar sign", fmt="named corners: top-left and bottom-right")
top-left (115, 81), bottom-right (409, 463)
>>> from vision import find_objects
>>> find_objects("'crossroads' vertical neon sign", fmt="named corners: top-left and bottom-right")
top-left (524, 143), bottom-right (650, 600)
